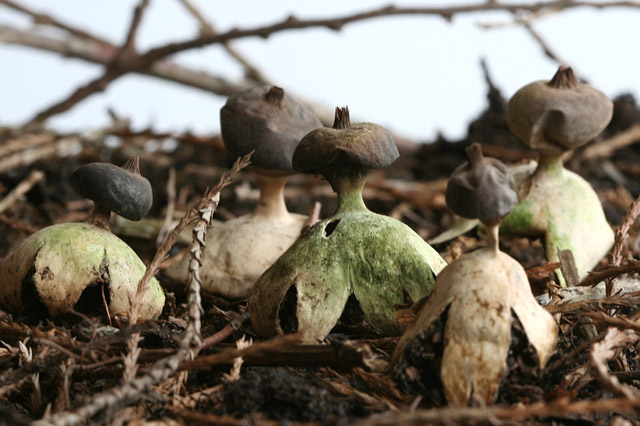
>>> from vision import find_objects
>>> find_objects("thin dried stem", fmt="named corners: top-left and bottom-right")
top-left (200, 311), bottom-right (250, 349)
top-left (0, 169), bottom-right (44, 214)
top-left (0, 0), bottom-right (108, 44)
top-left (605, 195), bottom-right (640, 295)
top-left (522, 22), bottom-right (574, 70)
top-left (140, 2), bottom-right (640, 65)
top-left (156, 168), bottom-right (176, 247)
top-left (0, 24), bottom-right (247, 95)
top-left (176, 0), bottom-right (269, 84)
top-left (578, 260), bottom-right (640, 288)
top-left (182, 184), bottom-right (222, 356)
top-left (355, 396), bottom-right (640, 425)
top-left (23, 0), bottom-right (151, 129)
top-left (120, 0), bottom-right (149, 55)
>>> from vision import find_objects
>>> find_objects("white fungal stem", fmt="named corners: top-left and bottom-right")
top-left (254, 174), bottom-right (293, 222)
top-left (486, 223), bottom-right (500, 254)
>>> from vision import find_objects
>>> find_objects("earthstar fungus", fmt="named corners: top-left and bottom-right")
top-left (393, 143), bottom-right (558, 406)
top-left (165, 85), bottom-right (322, 299)
top-left (249, 107), bottom-right (447, 343)
top-left (501, 66), bottom-right (614, 285)
top-left (0, 156), bottom-right (164, 320)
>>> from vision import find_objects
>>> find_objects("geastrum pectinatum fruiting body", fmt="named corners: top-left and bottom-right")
top-left (393, 143), bottom-right (557, 406)
top-left (501, 66), bottom-right (614, 285)
top-left (0, 157), bottom-right (165, 320)
top-left (249, 107), bottom-right (447, 343)
top-left (165, 85), bottom-right (322, 299)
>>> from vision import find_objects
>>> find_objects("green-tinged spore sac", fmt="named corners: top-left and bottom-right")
top-left (249, 210), bottom-right (447, 342)
top-left (499, 166), bottom-right (613, 285)
top-left (498, 198), bottom-right (538, 235)
top-left (0, 223), bottom-right (164, 319)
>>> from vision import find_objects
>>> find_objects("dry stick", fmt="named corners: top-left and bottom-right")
top-left (302, 201), bottom-right (322, 228)
top-left (33, 153), bottom-right (252, 426)
top-left (119, 0), bottom-right (148, 55)
top-left (176, 0), bottom-right (270, 84)
top-left (522, 22), bottom-right (575, 70)
top-left (139, 1), bottom-right (640, 65)
top-left (156, 167), bottom-right (177, 247)
top-left (0, 0), bottom-right (107, 44)
top-left (0, 132), bottom-right (55, 158)
top-left (0, 24), bottom-right (247, 96)
top-left (183, 184), bottom-right (222, 356)
top-left (578, 260), bottom-right (640, 288)
top-left (355, 396), bottom-right (640, 426)
top-left (23, 0), bottom-right (151, 129)
top-left (9, 0), bottom-right (637, 128)
top-left (200, 311), bottom-right (250, 349)
top-left (605, 194), bottom-right (640, 296)
top-left (0, 169), bottom-right (44, 214)
top-left (0, 136), bottom-right (81, 174)
top-left (582, 124), bottom-right (640, 159)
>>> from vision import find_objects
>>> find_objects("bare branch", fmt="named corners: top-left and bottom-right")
top-left (119, 0), bottom-right (149, 56)
top-left (176, 0), bottom-right (270, 84)
top-left (24, 71), bottom-right (125, 129)
top-left (0, 169), bottom-right (44, 214)
top-left (24, 0), bottom-right (150, 129)
top-left (0, 24), bottom-right (247, 96)
top-left (0, 0), bottom-right (108, 44)
top-left (139, 1), bottom-right (640, 65)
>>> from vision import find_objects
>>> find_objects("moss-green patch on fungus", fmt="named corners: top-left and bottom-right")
top-left (249, 210), bottom-right (447, 343)
top-left (0, 223), bottom-right (164, 320)
top-left (500, 165), bottom-right (613, 285)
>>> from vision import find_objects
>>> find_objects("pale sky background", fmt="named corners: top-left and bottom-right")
top-left (0, 1), bottom-right (638, 141)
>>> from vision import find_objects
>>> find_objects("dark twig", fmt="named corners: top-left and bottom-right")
top-left (119, 0), bottom-right (148, 56)
top-left (605, 194), bottom-right (640, 296)
top-left (23, 0), bottom-right (151, 129)
top-left (24, 57), bottom-right (128, 129)
top-left (355, 396), bottom-right (640, 425)
top-left (577, 260), bottom-right (640, 288)
top-left (0, 24), bottom-right (247, 96)
top-left (156, 168), bottom-right (176, 247)
top-left (522, 22), bottom-right (572, 68)
top-left (0, 169), bottom-right (44, 214)
top-left (176, 0), bottom-right (270, 84)
top-left (139, 2), bottom-right (640, 65)
top-left (200, 311), bottom-right (250, 349)
top-left (0, 0), bottom-right (107, 44)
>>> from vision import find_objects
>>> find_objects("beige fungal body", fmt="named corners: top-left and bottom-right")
top-left (393, 144), bottom-right (557, 406)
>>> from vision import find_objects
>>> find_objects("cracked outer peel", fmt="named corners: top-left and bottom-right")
top-left (500, 166), bottom-right (614, 284)
top-left (249, 210), bottom-right (446, 343)
top-left (165, 212), bottom-right (306, 299)
top-left (393, 247), bottom-right (557, 406)
top-left (0, 223), bottom-right (164, 319)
